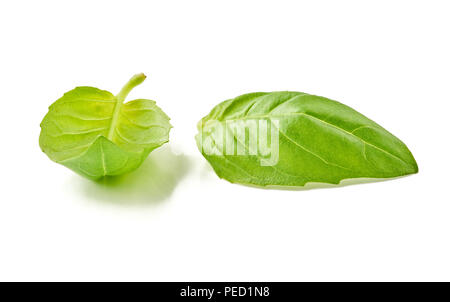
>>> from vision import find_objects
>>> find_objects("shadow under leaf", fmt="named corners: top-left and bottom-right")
top-left (237, 175), bottom-right (411, 191)
top-left (75, 145), bottom-right (191, 206)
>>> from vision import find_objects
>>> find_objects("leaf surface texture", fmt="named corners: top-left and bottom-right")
top-left (40, 74), bottom-right (171, 179)
top-left (196, 91), bottom-right (418, 186)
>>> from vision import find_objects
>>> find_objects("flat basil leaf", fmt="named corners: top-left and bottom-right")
top-left (39, 74), bottom-right (171, 180)
top-left (196, 91), bottom-right (418, 187)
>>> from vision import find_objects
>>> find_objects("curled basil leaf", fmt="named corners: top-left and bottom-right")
top-left (196, 91), bottom-right (418, 187)
top-left (39, 73), bottom-right (171, 180)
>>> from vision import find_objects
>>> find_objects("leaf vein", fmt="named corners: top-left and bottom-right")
top-left (270, 121), bottom-right (351, 171)
top-left (213, 112), bottom-right (407, 166)
top-left (99, 140), bottom-right (106, 175)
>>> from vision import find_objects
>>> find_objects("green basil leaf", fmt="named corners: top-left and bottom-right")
top-left (39, 74), bottom-right (171, 180)
top-left (196, 91), bottom-right (418, 187)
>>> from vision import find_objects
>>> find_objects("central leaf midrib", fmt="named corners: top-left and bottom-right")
top-left (107, 96), bottom-right (123, 141)
top-left (206, 112), bottom-right (409, 167)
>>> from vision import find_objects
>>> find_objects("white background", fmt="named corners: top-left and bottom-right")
top-left (0, 0), bottom-right (449, 281)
